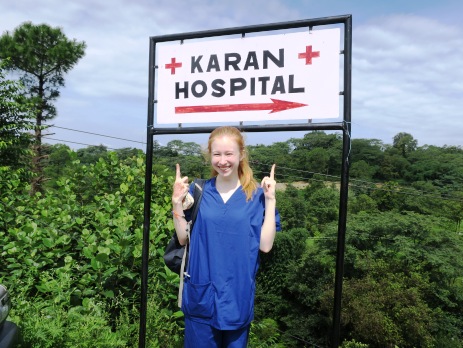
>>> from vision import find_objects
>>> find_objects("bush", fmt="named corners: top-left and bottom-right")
top-left (0, 152), bottom-right (184, 346)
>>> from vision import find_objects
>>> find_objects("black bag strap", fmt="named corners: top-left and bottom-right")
top-left (184, 178), bottom-right (206, 271)
top-left (190, 178), bottom-right (206, 229)
top-left (178, 179), bottom-right (206, 307)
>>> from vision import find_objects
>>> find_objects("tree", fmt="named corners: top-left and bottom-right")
top-left (349, 160), bottom-right (376, 180)
top-left (377, 147), bottom-right (411, 181)
top-left (317, 211), bottom-right (463, 347)
top-left (292, 131), bottom-right (342, 151)
top-left (304, 185), bottom-right (339, 224)
top-left (340, 271), bottom-right (435, 347)
top-left (289, 132), bottom-right (342, 177)
top-left (0, 60), bottom-right (34, 172)
top-left (42, 143), bottom-right (76, 189)
top-left (76, 145), bottom-right (108, 165)
top-left (349, 193), bottom-right (378, 214)
top-left (393, 132), bottom-right (417, 157)
top-left (153, 140), bottom-right (206, 178)
top-left (274, 185), bottom-right (311, 230)
top-left (0, 22), bottom-right (86, 192)
top-left (249, 141), bottom-right (293, 180)
top-left (164, 140), bottom-right (202, 157)
top-left (350, 138), bottom-right (385, 166)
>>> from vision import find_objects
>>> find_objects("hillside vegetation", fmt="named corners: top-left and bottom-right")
top-left (1, 131), bottom-right (462, 347)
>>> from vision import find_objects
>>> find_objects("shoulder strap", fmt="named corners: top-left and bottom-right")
top-left (190, 178), bottom-right (206, 228)
top-left (178, 179), bottom-right (206, 308)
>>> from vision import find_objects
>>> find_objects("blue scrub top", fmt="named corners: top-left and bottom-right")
top-left (182, 177), bottom-right (281, 330)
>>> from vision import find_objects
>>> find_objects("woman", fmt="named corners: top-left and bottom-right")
top-left (172, 126), bottom-right (280, 348)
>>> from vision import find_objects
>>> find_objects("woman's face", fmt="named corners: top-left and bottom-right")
top-left (210, 135), bottom-right (241, 179)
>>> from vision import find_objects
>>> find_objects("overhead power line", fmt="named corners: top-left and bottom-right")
top-left (43, 137), bottom-right (118, 150)
top-left (48, 125), bottom-right (146, 145)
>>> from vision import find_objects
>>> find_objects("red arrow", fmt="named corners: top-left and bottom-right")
top-left (175, 98), bottom-right (307, 114)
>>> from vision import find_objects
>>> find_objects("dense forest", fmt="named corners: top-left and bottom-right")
top-left (1, 127), bottom-right (462, 347)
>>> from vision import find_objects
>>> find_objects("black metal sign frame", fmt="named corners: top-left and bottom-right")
top-left (140, 15), bottom-right (352, 348)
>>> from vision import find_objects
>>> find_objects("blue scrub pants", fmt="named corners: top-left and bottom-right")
top-left (184, 318), bottom-right (250, 348)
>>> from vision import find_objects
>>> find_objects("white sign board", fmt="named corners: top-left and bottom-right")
top-left (156, 28), bottom-right (340, 124)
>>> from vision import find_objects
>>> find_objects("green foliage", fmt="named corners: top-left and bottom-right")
top-left (275, 185), bottom-right (311, 230)
top-left (249, 318), bottom-right (284, 347)
top-left (42, 144), bottom-right (76, 189)
top-left (0, 151), bottom-right (184, 346)
top-left (256, 228), bottom-right (333, 347)
top-left (10, 296), bottom-right (132, 347)
top-left (349, 160), bottom-right (376, 180)
top-left (255, 194), bottom-right (463, 347)
top-left (152, 139), bottom-right (207, 179)
top-left (145, 277), bottom-right (184, 348)
top-left (76, 145), bottom-right (109, 165)
top-left (249, 142), bottom-right (292, 179)
top-left (340, 271), bottom-right (435, 347)
top-left (1, 128), bottom-right (463, 347)
top-left (304, 185), bottom-right (339, 224)
top-left (289, 131), bottom-right (342, 177)
top-left (0, 60), bottom-right (34, 171)
top-left (350, 138), bottom-right (384, 167)
top-left (349, 193), bottom-right (378, 214)
top-left (320, 211), bottom-right (463, 347)
top-left (341, 339), bottom-right (370, 348)
top-left (393, 132), bottom-right (418, 157)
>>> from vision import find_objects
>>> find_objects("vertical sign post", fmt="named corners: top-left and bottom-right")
top-left (332, 14), bottom-right (352, 348)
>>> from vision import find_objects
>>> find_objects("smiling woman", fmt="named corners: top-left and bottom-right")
top-left (171, 126), bottom-right (281, 347)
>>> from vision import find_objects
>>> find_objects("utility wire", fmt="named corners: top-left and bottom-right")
top-left (48, 125), bottom-right (146, 145)
top-left (43, 137), bottom-right (118, 150)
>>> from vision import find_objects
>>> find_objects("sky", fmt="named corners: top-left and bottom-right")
top-left (1, 0), bottom-right (462, 151)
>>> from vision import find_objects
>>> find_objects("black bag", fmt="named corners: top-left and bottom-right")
top-left (0, 285), bottom-right (11, 328)
top-left (0, 284), bottom-right (19, 348)
top-left (163, 179), bottom-right (205, 274)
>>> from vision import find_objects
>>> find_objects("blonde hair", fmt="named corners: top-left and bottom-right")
top-left (207, 126), bottom-right (257, 201)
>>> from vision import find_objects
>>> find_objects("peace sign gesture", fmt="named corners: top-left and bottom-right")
top-left (172, 163), bottom-right (190, 206)
top-left (261, 164), bottom-right (276, 200)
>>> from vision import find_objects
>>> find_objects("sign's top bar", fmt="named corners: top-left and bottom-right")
top-left (150, 121), bottom-right (345, 135)
top-left (150, 14), bottom-right (352, 43)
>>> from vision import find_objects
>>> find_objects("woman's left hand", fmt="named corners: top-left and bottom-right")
top-left (261, 164), bottom-right (276, 200)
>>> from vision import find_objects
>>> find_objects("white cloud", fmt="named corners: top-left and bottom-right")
top-left (353, 14), bottom-right (463, 146)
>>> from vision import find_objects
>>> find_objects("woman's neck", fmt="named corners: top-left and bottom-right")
top-left (216, 175), bottom-right (240, 203)
top-left (215, 175), bottom-right (240, 193)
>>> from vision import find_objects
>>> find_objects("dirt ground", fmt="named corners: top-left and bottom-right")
top-left (276, 181), bottom-right (309, 191)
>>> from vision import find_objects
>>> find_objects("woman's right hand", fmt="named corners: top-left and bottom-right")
top-left (172, 163), bottom-right (189, 206)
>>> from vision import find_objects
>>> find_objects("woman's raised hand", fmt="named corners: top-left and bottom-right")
top-left (172, 163), bottom-right (189, 205)
top-left (261, 164), bottom-right (276, 200)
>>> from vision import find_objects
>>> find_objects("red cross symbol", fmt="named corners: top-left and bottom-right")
top-left (165, 57), bottom-right (182, 75)
top-left (298, 46), bottom-right (320, 65)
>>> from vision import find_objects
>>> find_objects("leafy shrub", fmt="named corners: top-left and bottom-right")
top-left (0, 152), bottom-right (184, 346)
